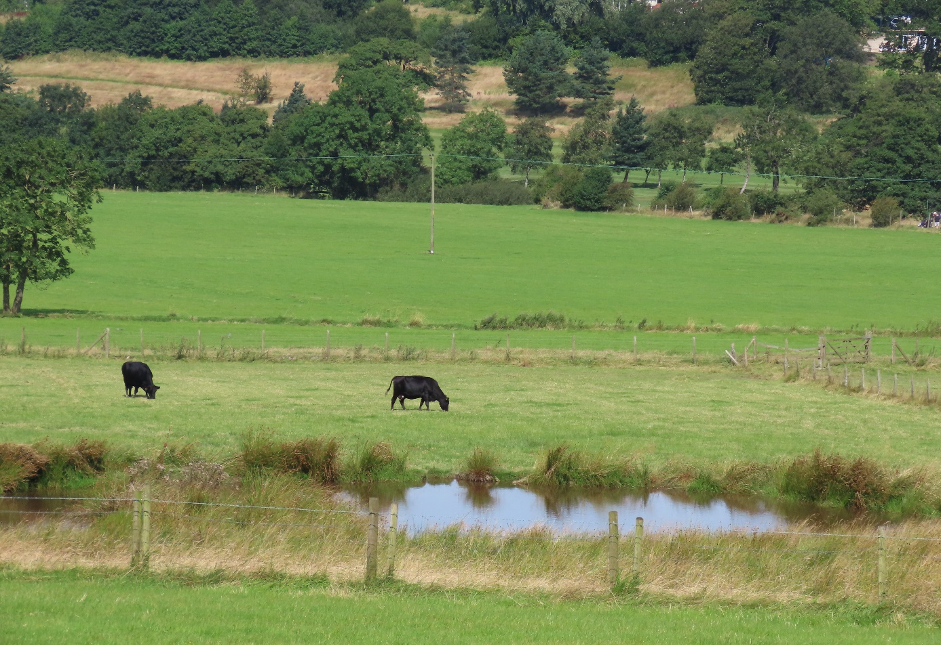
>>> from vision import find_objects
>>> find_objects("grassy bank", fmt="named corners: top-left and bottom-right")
top-left (3, 568), bottom-right (936, 644)
top-left (3, 472), bottom-right (941, 618)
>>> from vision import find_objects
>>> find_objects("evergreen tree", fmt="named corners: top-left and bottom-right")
top-left (273, 82), bottom-right (311, 125)
top-left (509, 117), bottom-right (553, 187)
top-left (0, 64), bottom-right (16, 93)
top-left (571, 37), bottom-right (620, 111)
top-left (432, 26), bottom-right (474, 114)
top-left (610, 96), bottom-right (648, 182)
top-left (231, 0), bottom-right (262, 58)
top-left (503, 30), bottom-right (571, 115)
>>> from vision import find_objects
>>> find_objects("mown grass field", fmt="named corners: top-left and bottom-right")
top-left (1, 192), bottom-right (939, 331)
top-left (4, 569), bottom-right (937, 645)
top-left (2, 355), bottom-right (940, 476)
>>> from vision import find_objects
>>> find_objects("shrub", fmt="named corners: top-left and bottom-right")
top-left (523, 444), bottom-right (650, 488)
top-left (238, 432), bottom-right (340, 483)
top-left (602, 182), bottom-right (635, 212)
top-left (780, 450), bottom-right (892, 510)
top-left (458, 447), bottom-right (500, 483)
top-left (345, 442), bottom-right (408, 483)
top-left (532, 165), bottom-right (582, 206)
top-left (652, 181), bottom-right (696, 211)
top-left (707, 187), bottom-right (750, 221)
top-left (437, 179), bottom-right (532, 205)
top-left (0, 443), bottom-right (50, 492)
top-left (803, 188), bottom-right (845, 226)
top-left (566, 166), bottom-right (613, 211)
top-left (748, 189), bottom-right (788, 217)
top-left (870, 195), bottom-right (901, 228)
top-left (476, 311), bottom-right (569, 330)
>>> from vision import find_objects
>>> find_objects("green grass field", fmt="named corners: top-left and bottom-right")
top-left (2, 356), bottom-right (939, 475)
top-left (2, 192), bottom-right (940, 332)
top-left (2, 569), bottom-right (937, 645)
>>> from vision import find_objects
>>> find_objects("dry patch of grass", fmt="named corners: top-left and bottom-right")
top-left (613, 60), bottom-right (696, 113)
top-left (8, 52), bottom-right (339, 111)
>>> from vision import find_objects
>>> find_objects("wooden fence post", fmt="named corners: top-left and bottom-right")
top-left (105, 328), bottom-right (110, 358)
top-left (608, 511), bottom-right (619, 586)
top-left (141, 483), bottom-right (151, 570)
top-left (261, 329), bottom-right (265, 352)
top-left (366, 497), bottom-right (378, 581)
top-left (878, 525), bottom-right (887, 602)
top-left (633, 336), bottom-right (637, 359)
top-left (325, 330), bottom-right (331, 359)
top-left (894, 374), bottom-right (898, 397)
top-left (843, 366), bottom-right (849, 388)
top-left (387, 503), bottom-right (398, 578)
top-left (891, 338), bottom-right (896, 364)
top-left (911, 375), bottom-right (915, 399)
top-left (692, 336), bottom-right (696, 364)
top-left (131, 490), bottom-right (142, 567)
top-left (633, 517), bottom-right (644, 576)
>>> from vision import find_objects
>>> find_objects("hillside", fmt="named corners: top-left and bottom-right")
top-left (6, 51), bottom-right (695, 134)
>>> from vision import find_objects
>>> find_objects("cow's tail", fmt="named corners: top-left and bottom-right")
top-left (385, 378), bottom-right (395, 394)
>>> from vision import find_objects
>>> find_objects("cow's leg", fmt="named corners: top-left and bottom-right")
top-left (398, 396), bottom-right (406, 409)
top-left (391, 394), bottom-right (397, 410)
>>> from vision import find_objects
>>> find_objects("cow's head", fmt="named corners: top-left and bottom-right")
top-left (440, 396), bottom-right (449, 411)
top-left (146, 385), bottom-right (160, 400)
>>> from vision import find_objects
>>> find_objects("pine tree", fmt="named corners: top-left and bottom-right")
top-left (571, 37), bottom-right (620, 112)
top-left (432, 26), bottom-right (474, 113)
top-left (273, 82), bottom-right (311, 125)
top-left (610, 96), bottom-right (648, 182)
top-left (503, 31), bottom-right (571, 115)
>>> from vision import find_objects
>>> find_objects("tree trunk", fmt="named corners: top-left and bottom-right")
top-left (2, 280), bottom-right (9, 314)
top-left (657, 170), bottom-right (662, 188)
top-left (622, 168), bottom-right (630, 183)
top-left (772, 160), bottom-right (780, 192)
top-left (682, 166), bottom-right (687, 182)
top-left (644, 168), bottom-right (652, 184)
top-left (524, 167), bottom-right (530, 188)
top-left (12, 273), bottom-right (26, 315)
top-left (740, 153), bottom-right (751, 194)
top-left (720, 172), bottom-right (724, 185)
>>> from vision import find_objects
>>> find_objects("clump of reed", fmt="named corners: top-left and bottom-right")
top-left (0, 439), bottom-right (108, 492)
top-left (344, 442), bottom-right (408, 483)
top-left (519, 444), bottom-right (650, 489)
top-left (456, 448), bottom-right (499, 483)
top-left (237, 431), bottom-right (340, 484)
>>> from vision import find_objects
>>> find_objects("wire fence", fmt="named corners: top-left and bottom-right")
top-left (2, 493), bottom-right (940, 610)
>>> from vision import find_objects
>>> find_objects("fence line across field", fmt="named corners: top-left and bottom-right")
top-left (3, 493), bottom-right (937, 604)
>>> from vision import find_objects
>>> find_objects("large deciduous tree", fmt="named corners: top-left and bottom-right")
top-left (690, 12), bottom-right (775, 107)
top-left (503, 30), bottom-right (571, 114)
top-left (736, 101), bottom-right (816, 193)
top-left (0, 138), bottom-right (101, 315)
top-left (437, 108), bottom-right (508, 185)
top-left (509, 117), bottom-right (554, 187)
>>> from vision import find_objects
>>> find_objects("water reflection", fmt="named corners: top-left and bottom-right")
top-left (339, 480), bottom-right (856, 536)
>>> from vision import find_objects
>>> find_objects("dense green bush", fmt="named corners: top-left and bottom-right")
top-left (652, 182), bottom-right (697, 211)
top-left (602, 182), bottom-right (635, 212)
top-left (437, 179), bottom-right (532, 205)
top-left (706, 187), bottom-right (750, 221)
top-left (566, 166), bottom-right (613, 211)
top-left (748, 189), bottom-right (788, 216)
top-left (802, 188), bottom-right (845, 226)
top-left (870, 195), bottom-right (901, 228)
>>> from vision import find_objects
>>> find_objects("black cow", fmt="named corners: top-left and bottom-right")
top-left (386, 375), bottom-right (449, 411)
top-left (122, 361), bottom-right (160, 399)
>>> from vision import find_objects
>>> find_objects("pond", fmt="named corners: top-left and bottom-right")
top-left (339, 480), bottom-right (856, 536)
top-left (2, 481), bottom-right (857, 536)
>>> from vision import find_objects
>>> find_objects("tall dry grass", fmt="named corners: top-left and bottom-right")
top-left (2, 477), bottom-right (940, 615)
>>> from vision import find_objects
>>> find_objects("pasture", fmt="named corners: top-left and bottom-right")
top-left (2, 569), bottom-right (937, 645)
top-left (2, 192), bottom-right (940, 331)
top-left (2, 356), bottom-right (940, 476)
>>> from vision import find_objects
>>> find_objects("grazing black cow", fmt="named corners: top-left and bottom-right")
top-left (386, 375), bottom-right (449, 411)
top-left (122, 361), bottom-right (160, 399)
